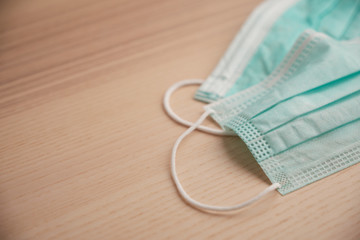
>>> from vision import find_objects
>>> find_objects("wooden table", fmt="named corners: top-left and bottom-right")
top-left (1, 0), bottom-right (359, 239)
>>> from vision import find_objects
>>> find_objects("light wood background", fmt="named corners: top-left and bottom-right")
top-left (1, 0), bottom-right (359, 239)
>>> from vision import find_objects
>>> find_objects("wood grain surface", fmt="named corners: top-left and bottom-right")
top-left (1, 0), bottom-right (359, 239)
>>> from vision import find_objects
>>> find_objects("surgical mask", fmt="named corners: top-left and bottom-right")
top-left (163, 30), bottom-right (360, 213)
top-left (195, 0), bottom-right (360, 103)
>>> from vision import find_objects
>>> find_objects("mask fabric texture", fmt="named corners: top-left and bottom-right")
top-left (196, 0), bottom-right (360, 103)
top-left (206, 30), bottom-right (360, 195)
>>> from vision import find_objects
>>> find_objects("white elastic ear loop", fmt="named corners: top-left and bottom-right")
top-left (171, 109), bottom-right (281, 213)
top-left (163, 79), bottom-right (236, 136)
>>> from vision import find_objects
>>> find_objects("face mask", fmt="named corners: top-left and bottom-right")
top-left (206, 29), bottom-right (360, 194)
top-left (163, 29), bottom-right (360, 213)
top-left (195, 0), bottom-right (360, 103)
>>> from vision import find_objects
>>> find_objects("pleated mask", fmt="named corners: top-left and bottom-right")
top-left (206, 30), bottom-right (360, 195)
top-left (195, 0), bottom-right (360, 103)
top-left (164, 29), bottom-right (360, 213)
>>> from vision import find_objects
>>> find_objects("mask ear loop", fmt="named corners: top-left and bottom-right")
top-left (172, 110), bottom-right (281, 213)
top-left (166, 80), bottom-right (281, 213)
top-left (163, 79), bottom-right (236, 136)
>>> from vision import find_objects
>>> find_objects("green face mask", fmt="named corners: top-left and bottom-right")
top-left (164, 30), bottom-right (360, 213)
top-left (195, 0), bottom-right (360, 103)
top-left (206, 30), bottom-right (360, 195)
top-left (163, 1), bottom-right (360, 213)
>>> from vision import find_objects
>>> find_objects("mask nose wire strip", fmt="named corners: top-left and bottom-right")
top-left (163, 79), bottom-right (236, 136)
top-left (171, 109), bottom-right (281, 213)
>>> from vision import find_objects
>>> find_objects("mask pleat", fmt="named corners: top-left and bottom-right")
top-left (263, 92), bottom-right (360, 154)
top-left (253, 73), bottom-right (360, 134)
